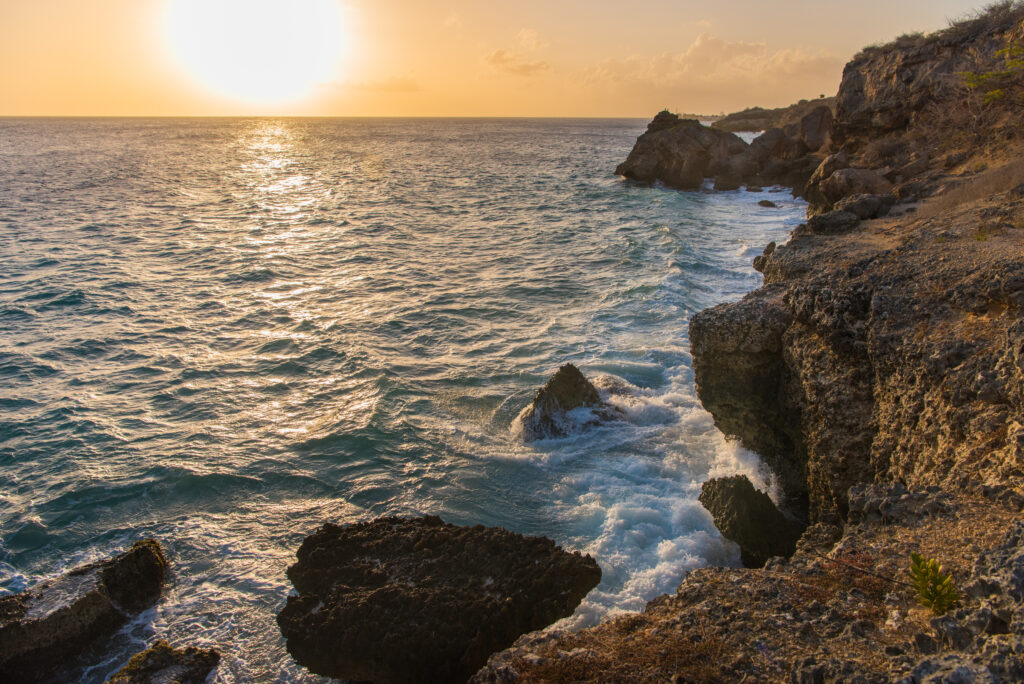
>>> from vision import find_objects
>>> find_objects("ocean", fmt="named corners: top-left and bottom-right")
top-left (0, 118), bottom-right (803, 682)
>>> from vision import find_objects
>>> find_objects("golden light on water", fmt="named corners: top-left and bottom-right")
top-left (161, 0), bottom-right (347, 105)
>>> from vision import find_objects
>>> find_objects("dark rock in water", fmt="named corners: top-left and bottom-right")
top-left (277, 516), bottom-right (601, 684)
top-left (515, 363), bottom-right (622, 441)
top-left (752, 242), bottom-right (777, 273)
top-left (615, 112), bottom-right (749, 190)
top-left (699, 475), bottom-right (805, 568)
top-left (0, 540), bottom-right (167, 684)
top-left (758, 199), bottom-right (778, 208)
top-left (107, 640), bottom-right (220, 684)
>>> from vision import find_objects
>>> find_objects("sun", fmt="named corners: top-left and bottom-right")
top-left (162, 0), bottom-right (347, 105)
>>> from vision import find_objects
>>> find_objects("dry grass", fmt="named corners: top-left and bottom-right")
top-left (856, 1), bottom-right (1024, 58)
top-left (916, 158), bottom-right (1024, 218)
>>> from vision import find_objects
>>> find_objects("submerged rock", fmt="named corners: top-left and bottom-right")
top-left (514, 363), bottom-right (622, 441)
top-left (277, 516), bottom-right (601, 683)
top-left (107, 640), bottom-right (220, 684)
top-left (0, 540), bottom-right (167, 684)
top-left (699, 475), bottom-right (805, 568)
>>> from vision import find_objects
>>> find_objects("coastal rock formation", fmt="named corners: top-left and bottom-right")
top-left (0, 540), bottom-right (167, 684)
top-left (692, 178), bottom-right (1024, 523)
top-left (277, 516), bottom-right (601, 683)
top-left (514, 363), bottom-right (622, 441)
top-left (107, 640), bottom-right (220, 684)
top-left (711, 97), bottom-right (836, 133)
top-left (474, 488), bottom-right (1022, 682)
top-left (614, 112), bottom-right (748, 190)
top-left (698, 475), bottom-right (805, 568)
top-left (617, 108), bottom-right (835, 197)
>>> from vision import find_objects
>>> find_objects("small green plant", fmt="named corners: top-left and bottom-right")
top-left (962, 37), bottom-right (1024, 103)
top-left (910, 552), bottom-right (960, 615)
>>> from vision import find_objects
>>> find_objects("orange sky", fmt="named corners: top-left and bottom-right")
top-left (0, 0), bottom-right (993, 117)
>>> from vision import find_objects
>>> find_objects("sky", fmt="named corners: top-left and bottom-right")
top-left (0, 0), bottom-right (996, 117)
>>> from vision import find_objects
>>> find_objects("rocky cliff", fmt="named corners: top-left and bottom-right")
top-left (476, 4), bottom-right (1024, 680)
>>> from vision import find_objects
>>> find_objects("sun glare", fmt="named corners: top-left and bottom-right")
top-left (162, 0), bottom-right (346, 105)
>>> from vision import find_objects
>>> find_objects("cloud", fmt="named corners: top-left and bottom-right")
top-left (584, 34), bottom-right (842, 109)
top-left (345, 77), bottom-right (421, 93)
top-left (483, 49), bottom-right (550, 77)
top-left (443, 13), bottom-right (462, 30)
top-left (516, 28), bottom-right (546, 51)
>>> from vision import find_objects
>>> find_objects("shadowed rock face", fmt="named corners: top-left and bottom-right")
top-left (699, 475), bottom-right (805, 568)
top-left (0, 540), bottom-right (167, 684)
top-left (107, 640), bottom-right (220, 684)
top-left (277, 516), bottom-right (601, 684)
top-left (515, 364), bottom-right (621, 441)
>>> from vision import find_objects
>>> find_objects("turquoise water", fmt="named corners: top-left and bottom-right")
top-left (0, 118), bottom-right (803, 682)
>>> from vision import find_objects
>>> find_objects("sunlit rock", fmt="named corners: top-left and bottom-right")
top-left (0, 540), bottom-right (166, 684)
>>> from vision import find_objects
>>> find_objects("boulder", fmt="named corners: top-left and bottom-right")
top-left (514, 364), bottom-right (622, 441)
top-left (807, 152), bottom-right (851, 189)
top-left (107, 640), bottom-right (220, 684)
top-left (276, 516), bottom-right (601, 684)
top-left (0, 540), bottom-right (167, 684)
top-left (804, 210), bottom-right (861, 235)
top-left (758, 200), bottom-right (778, 208)
top-left (699, 475), bottom-right (805, 568)
top-left (615, 112), bottom-right (749, 190)
top-left (819, 167), bottom-right (894, 204)
top-left (833, 193), bottom-right (896, 220)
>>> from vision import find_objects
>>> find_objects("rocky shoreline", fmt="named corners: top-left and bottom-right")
top-left (476, 4), bottom-right (1024, 681)
top-left (3, 5), bottom-right (1023, 683)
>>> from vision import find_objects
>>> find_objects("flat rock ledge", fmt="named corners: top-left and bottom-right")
top-left (515, 363), bottom-right (622, 441)
top-left (699, 475), bottom-right (805, 568)
top-left (276, 515), bottom-right (601, 683)
top-left (106, 640), bottom-right (220, 684)
top-left (0, 539), bottom-right (167, 684)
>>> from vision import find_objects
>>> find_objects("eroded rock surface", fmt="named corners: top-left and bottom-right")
top-left (277, 516), bottom-right (601, 683)
top-left (0, 540), bottom-right (167, 684)
top-left (699, 475), bottom-right (805, 568)
top-left (514, 363), bottom-right (622, 441)
top-left (107, 640), bottom-right (220, 684)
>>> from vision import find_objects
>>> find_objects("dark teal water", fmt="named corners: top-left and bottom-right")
top-left (0, 118), bottom-right (803, 682)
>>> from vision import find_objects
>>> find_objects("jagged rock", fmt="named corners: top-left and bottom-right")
top-left (514, 364), bottom-right (621, 441)
top-left (820, 168), bottom-right (894, 204)
top-left (0, 540), bottom-right (167, 684)
top-left (833, 193), bottom-right (896, 220)
top-left (615, 112), bottom-right (748, 190)
top-left (107, 640), bottom-right (220, 684)
top-left (847, 483), bottom-right (958, 524)
top-left (753, 241), bottom-right (777, 273)
top-left (277, 516), bottom-right (601, 684)
top-left (699, 475), bottom-right (805, 568)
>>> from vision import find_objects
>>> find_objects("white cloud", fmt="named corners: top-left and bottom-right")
top-left (483, 49), bottom-right (550, 77)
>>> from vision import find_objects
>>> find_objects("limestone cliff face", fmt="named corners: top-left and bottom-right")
top-left (691, 188), bottom-right (1024, 523)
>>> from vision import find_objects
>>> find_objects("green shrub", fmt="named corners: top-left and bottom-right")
top-left (909, 552), bottom-right (960, 615)
top-left (962, 38), bottom-right (1024, 103)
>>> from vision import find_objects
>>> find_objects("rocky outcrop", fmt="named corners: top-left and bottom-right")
top-left (698, 475), bottom-right (805, 568)
top-left (0, 540), bottom-right (167, 684)
top-left (107, 640), bottom-right (220, 684)
top-left (614, 112), bottom-right (749, 190)
top-left (711, 97), bottom-right (837, 133)
top-left (277, 516), bottom-right (601, 683)
top-left (473, 487), bottom-right (1022, 682)
top-left (514, 364), bottom-right (622, 441)
top-left (618, 108), bottom-right (835, 197)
